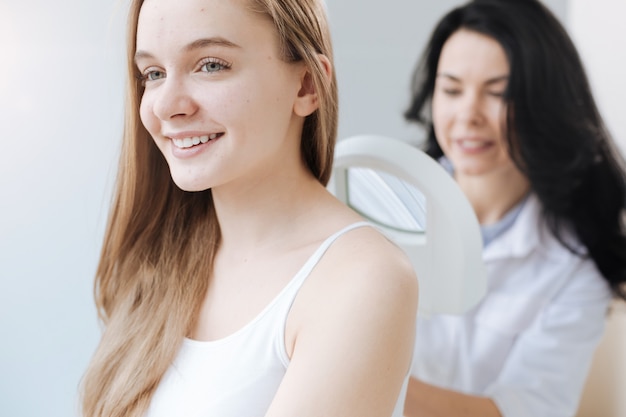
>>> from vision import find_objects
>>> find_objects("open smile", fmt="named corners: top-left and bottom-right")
top-left (172, 133), bottom-right (224, 149)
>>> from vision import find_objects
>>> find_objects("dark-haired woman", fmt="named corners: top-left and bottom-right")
top-left (400, 0), bottom-right (626, 416)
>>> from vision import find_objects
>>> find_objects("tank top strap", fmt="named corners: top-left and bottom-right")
top-left (298, 221), bottom-right (374, 272)
top-left (279, 221), bottom-right (372, 306)
top-left (274, 221), bottom-right (372, 366)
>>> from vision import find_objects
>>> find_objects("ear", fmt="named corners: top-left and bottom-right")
top-left (293, 54), bottom-right (332, 117)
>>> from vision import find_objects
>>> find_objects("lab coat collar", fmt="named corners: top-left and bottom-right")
top-left (482, 193), bottom-right (544, 261)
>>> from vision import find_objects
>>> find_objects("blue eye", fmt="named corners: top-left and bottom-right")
top-left (146, 70), bottom-right (166, 81)
top-left (139, 69), bottom-right (166, 85)
top-left (202, 62), bottom-right (223, 72)
top-left (200, 58), bottom-right (231, 73)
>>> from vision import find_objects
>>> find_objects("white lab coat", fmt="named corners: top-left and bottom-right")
top-left (411, 193), bottom-right (612, 417)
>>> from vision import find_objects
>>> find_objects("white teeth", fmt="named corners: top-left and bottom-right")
top-left (172, 134), bottom-right (220, 149)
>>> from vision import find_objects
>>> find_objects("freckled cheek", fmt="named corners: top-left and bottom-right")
top-left (198, 84), bottom-right (243, 117)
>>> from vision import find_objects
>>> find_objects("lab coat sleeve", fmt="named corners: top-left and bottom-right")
top-left (485, 259), bottom-right (611, 417)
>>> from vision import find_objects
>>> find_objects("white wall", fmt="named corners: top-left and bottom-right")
top-left (0, 1), bottom-right (125, 416)
top-left (568, 0), bottom-right (626, 155)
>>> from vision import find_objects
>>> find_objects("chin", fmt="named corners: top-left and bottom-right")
top-left (170, 172), bottom-right (212, 193)
top-left (175, 183), bottom-right (211, 193)
top-left (455, 164), bottom-right (492, 177)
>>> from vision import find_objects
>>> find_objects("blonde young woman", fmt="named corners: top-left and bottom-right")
top-left (80, 0), bottom-right (418, 416)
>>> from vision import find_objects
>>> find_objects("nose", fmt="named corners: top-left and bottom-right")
top-left (457, 91), bottom-right (484, 125)
top-left (151, 76), bottom-right (198, 121)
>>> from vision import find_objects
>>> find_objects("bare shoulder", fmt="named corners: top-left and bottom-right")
top-left (275, 223), bottom-right (419, 416)
top-left (332, 224), bottom-right (417, 278)
top-left (315, 224), bottom-right (418, 308)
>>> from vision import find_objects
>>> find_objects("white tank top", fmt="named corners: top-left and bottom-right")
top-left (145, 222), bottom-right (408, 417)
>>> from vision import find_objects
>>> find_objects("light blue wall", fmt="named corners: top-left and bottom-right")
top-left (0, 1), bottom-right (567, 416)
top-left (0, 1), bottom-right (125, 416)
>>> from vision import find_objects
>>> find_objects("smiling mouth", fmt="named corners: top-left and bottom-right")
top-left (459, 140), bottom-right (486, 149)
top-left (172, 133), bottom-right (224, 149)
top-left (456, 139), bottom-right (493, 151)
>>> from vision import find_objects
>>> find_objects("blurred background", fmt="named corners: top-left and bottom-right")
top-left (0, 0), bottom-right (623, 416)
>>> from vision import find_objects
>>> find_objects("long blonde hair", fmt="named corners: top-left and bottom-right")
top-left (81, 1), bottom-right (337, 416)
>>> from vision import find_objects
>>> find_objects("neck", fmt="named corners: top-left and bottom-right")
top-left (212, 163), bottom-right (334, 255)
top-left (456, 167), bottom-right (530, 225)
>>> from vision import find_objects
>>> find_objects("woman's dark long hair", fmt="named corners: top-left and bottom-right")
top-left (405, 0), bottom-right (626, 299)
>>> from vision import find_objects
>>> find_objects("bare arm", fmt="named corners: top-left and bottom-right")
top-left (404, 377), bottom-right (501, 417)
top-left (265, 230), bottom-right (418, 417)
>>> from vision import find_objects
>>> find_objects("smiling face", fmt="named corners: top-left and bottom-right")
top-left (135, 0), bottom-right (310, 192)
top-left (432, 29), bottom-right (517, 179)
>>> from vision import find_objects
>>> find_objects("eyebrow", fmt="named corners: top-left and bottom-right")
top-left (134, 37), bottom-right (241, 62)
top-left (437, 72), bottom-right (509, 85)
